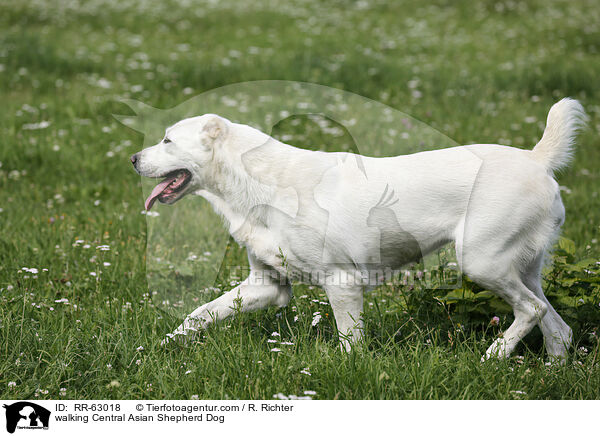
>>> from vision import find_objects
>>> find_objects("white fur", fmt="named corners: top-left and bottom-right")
top-left (531, 98), bottom-right (587, 173)
top-left (133, 99), bottom-right (585, 362)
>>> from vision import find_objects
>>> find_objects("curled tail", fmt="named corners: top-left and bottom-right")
top-left (531, 98), bottom-right (587, 174)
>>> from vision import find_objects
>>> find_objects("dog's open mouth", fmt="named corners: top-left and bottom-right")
top-left (145, 169), bottom-right (192, 211)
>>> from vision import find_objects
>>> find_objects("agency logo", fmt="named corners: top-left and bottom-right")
top-left (2, 402), bottom-right (50, 434)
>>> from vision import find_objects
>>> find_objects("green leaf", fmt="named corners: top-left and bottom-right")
top-left (563, 279), bottom-right (582, 287)
top-left (574, 258), bottom-right (598, 269)
top-left (558, 237), bottom-right (576, 255)
top-left (555, 295), bottom-right (584, 308)
top-left (474, 290), bottom-right (495, 301)
top-left (441, 288), bottom-right (476, 302)
top-left (488, 298), bottom-right (512, 314)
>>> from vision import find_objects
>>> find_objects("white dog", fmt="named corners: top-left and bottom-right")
top-left (131, 98), bottom-right (586, 361)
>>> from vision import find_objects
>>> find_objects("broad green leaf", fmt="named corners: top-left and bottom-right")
top-left (574, 258), bottom-right (598, 269)
top-left (474, 290), bottom-right (495, 301)
top-left (441, 288), bottom-right (476, 302)
top-left (558, 237), bottom-right (576, 255)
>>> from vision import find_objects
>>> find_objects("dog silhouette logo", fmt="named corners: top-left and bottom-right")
top-left (3, 402), bottom-right (50, 433)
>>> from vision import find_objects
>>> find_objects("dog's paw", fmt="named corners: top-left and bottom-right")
top-left (160, 330), bottom-right (198, 348)
top-left (545, 354), bottom-right (568, 366)
top-left (160, 317), bottom-right (204, 347)
top-left (160, 334), bottom-right (178, 348)
top-left (482, 338), bottom-right (510, 362)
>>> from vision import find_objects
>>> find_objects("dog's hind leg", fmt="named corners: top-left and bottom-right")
top-left (163, 252), bottom-right (291, 345)
top-left (521, 253), bottom-right (572, 362)
top-left (481, 278), bottom-right (548, 360)
top-left (462, 248), bottom-right (548, 360)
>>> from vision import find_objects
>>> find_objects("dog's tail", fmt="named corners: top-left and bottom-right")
top-left (531, 98), bottom-right (587, 174)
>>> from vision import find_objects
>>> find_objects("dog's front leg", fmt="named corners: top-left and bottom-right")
top-left (164, 265), bottom-right (291, 345)
top-left (324, 284), bottom-right (364, 352)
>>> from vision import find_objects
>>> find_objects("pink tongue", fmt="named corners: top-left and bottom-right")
top-left (145, 175), bottom-right (177, 211)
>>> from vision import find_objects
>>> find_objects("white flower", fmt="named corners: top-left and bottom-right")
top-left (271, 332), bottom-right (280, 337)
top-left (8, 381), bottom-right (16, 388)
top-left (191, 395), bottom-right (199, 400)
top-left (135, 359), bottom-right (141, 365)
top-left (140, 210), bottom-right (160, 217)
top-left (136, 346), bottom-right (144, 352)
top-left (303, 390), bottom-right (316, 396)
top-left (185, 370), bottom-right (192, 375)
top-left (106, 363), bottom-right (112, 370)
top-left (311, 312), bottom-right (322, 326)
top-left (270, 348), bottom-right (281, 352)
top-left (274, 393), bottom-right (312, 400)
top-left (267, 339), bottom-right (277, 343)
top-left (300, 368), bottom-right (311, 376)
top-left (22, 121), bottom-right (51, 130)
top-left (97, 78), bottom-right (112, 89)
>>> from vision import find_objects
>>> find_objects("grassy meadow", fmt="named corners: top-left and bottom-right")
top-left (0, 0), bottom-right (599, 400)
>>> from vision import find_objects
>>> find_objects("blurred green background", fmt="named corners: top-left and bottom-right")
top-left (0, 0), bottom-right (599, 399)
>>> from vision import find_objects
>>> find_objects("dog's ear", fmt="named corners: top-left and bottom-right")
top-left (200, 115), bottom-right (227, 147)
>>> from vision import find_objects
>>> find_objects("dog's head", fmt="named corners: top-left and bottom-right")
top-left (131, 114), bottom-right (228, 210)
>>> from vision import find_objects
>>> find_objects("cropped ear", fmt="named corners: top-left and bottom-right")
top-left (200, 114), bottom-right (227, 147)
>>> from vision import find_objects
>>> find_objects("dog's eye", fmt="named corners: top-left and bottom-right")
top-left (163, 138), bottom-right (172, 144)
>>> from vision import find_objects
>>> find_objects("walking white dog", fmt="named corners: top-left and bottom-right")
top-left (131, 98), bottom-right (586, 361)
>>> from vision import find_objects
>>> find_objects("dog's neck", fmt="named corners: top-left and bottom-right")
top-left (195, 124), bottom-right (286, 236)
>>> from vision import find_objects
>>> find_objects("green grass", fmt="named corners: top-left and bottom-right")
top-left (1, 0), bottom-right (599, 400)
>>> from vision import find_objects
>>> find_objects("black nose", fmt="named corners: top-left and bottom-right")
top-left (130, 153), bottom-right (138, 165)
